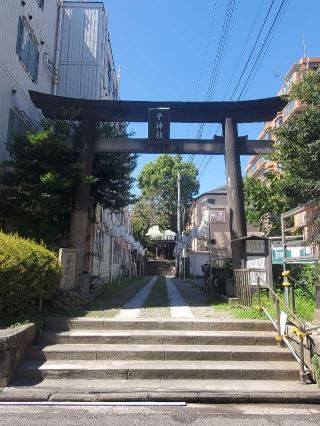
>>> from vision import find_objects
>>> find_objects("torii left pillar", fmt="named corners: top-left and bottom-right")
top-left (224, 117), bottom-right (247, 270)
top-left (68, 113), bottom-right (96, 283)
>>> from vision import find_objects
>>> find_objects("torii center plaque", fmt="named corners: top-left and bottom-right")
top-left (148, 108), bottom-right (170, 143)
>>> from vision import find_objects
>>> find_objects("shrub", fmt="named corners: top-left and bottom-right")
top-left (0, 232), bottom-right (61, 316)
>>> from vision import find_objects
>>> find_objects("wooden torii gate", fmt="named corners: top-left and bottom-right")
top-left (29, 91), bottom-right (286, 280)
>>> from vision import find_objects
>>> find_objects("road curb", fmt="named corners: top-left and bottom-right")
top-left (1, 390), bottom-right (320, 404)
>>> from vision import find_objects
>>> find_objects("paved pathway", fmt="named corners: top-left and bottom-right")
top-left (115, 275), bottom-right (235, 320)
top-left (165, 277), bottom-right (194, 319)
top-left (115, 276), bottom-right (157, 319)
top-left (174, 278), bottom-right (235, 319)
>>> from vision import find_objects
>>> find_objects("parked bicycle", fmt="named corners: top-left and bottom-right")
top-left (201, 263), bottom-right (218, 296)
top-left (119, 264), bottom-right (130, 280)
top-left (89, 275), bottom-right (106, 295)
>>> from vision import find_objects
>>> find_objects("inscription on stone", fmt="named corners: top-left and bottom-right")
top-left (58, 248), bottom-right (78, 290)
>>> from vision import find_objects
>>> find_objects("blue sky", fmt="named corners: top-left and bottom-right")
top-left (103, 0), bottom-right (320, 195)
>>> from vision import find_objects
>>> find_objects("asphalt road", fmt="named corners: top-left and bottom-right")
top-left (1, 404), bottom-right (320, 426)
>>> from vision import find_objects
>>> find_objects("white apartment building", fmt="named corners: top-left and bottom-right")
top-left (0, 0), bottom-right (119, 162)
top-left (0, 0), bottom-right (58, 161)
top-left (0, 0), bottom-right (133, 283)
top-left (57, 1), bottom-right (119, 100)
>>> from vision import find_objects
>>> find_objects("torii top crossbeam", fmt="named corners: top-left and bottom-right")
top-left (29, 91), bottom-right (286, 123)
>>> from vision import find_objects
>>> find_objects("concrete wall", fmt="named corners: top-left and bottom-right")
top-left (189, 251), bottom-right (211, 276)
top-left (0, 0), bottom-right (58, 161)
top-left (0, 324), bottom-right (35, 388)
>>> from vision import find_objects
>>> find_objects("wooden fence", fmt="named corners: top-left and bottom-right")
top-left (234, 269), bottom-right (252, 306)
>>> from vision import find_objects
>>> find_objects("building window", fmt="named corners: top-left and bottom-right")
top-left (207, 199), bottom-right (215, 205)
top-left (16, 17), bottom-right (39, 83)
top-left (275, 117), bottom-right (283, 128)
top-left (6, 109), bottom-right (29, 148)
top-left (283, 101), bottom-right (296, 119)
top-left (210, 210), bottom-right (226, 223)
top-left (36, 0), bottom-right (44, 10)
top-left (107, 62), bottom-right (113, 95)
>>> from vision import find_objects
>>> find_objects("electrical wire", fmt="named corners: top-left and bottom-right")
top-left (186, 0), bottom-right (220, 164)
top-left (198, 0), bottom-right (290, 179)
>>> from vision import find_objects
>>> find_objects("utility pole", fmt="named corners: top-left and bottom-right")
top-left (177, 173), bottom-right (181, 278)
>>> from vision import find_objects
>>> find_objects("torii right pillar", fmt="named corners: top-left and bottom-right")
top-left (224, 117), bottom-right (247, 270)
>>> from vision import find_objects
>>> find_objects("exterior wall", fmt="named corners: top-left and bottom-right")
top-left (245, 57), bottom-right (320, 180)
top-left (189, 188), bottom-right (231, 259)
top-left (57, 1), bottom-right (119, 100)
top-left (0, 0), bottom-right (59, 161)
top-left (189, 251), bottom-right (211, 276)
top-left (189, 187), bottom-right (260, 261)
top-left (89, 206), bottom-right (134, 283)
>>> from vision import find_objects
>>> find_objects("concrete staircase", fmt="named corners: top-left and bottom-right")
top-left (4, 318), bottom-right (320, 403)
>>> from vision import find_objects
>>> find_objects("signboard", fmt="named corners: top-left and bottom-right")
top-left (246, 239), bottom-right (265, 254)
top-left (271, 239), bottom-right (313, 264)
top-left (280, 311), bottom-right (288, 336)
top-left (148, 108), bottom-right (170, 142)
top-left (271, 239), bottom-right (283, 264)
top-left (58, 248), bottom-right (78, 290)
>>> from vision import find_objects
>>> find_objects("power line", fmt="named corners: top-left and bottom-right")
top-left (229, 0), bottom-right (276, 100)
top-left (186, 0), bottom-right (220, 164)
top-left (241, 1), bottom-right (290, 99)
top-left (196, 0), bottom-right (237, 139)
top-left (198, 0), bottom-right (290, 179)
top-left (238, 0), bottom-right (290, 99)
top-left (191, 0), bottom-right (237, 172)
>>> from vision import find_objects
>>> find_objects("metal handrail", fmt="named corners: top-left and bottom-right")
top-left (263, 284), bottom-right (305, 329)
top-left (256, 276), bottom-right (317, 383)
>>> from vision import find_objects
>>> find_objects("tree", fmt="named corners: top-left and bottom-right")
top-left (133, 155), bottom-right (199, 239)
top-left (272, 70), bottom-right (320, 202)
top-left (131, 197), bottom-right (161, 248)
top-left (0, 130), bottom-right (81, 247)
top-left (244, 69), bottom-right (320, 233)
top-left (243, 173), bottom-right (295, 235)
top-left (0, 122), bottom-right (138, 247)
top-left (92, 123), bottom-right (138, 209)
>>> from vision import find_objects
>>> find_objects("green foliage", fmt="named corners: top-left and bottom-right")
top-left (92, 122), bottom-right (138, 210)
top-left (133, 155), bottom-right (199, 240)
top-left (243, 173), bottom-right (294, 234)
top-left (0, 122), bottom-right (138, 247)
top-left (272, 69), bottom-right (320, 201)
top-left (0, 130), bottom-right (82, 247)
top-left (294, 264), bottom-right (319, 297)
top-left (213, 289), bottom-right (315, 322)
top-left (0, 232), bottom-right (61, 316)
top-left (131, 197), bottom-right (160, 247)
top-left (288, 69), bottom-right (320, 106)
top-left (244, 68), bottom-right (320, 232)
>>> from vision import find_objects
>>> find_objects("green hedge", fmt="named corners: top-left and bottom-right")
top-left (0, 232), bottom-right (61, 315)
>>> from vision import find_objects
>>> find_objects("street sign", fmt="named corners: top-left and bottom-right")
top-left (148, 108), bottom-right (170, 142)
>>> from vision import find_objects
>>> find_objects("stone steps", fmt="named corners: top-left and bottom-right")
top-left (9, 318), bottom-right (313, 402)
top-left (44, 318), bottom-right (274, 331)
top-left (38, 329), bottom-right (277, 346)
top-left (3, 379), bottom-right (320, 403)
top-left (16, 359), bottom-right (300, 381)
top-left (26, 343), bottom-right (293, 362)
